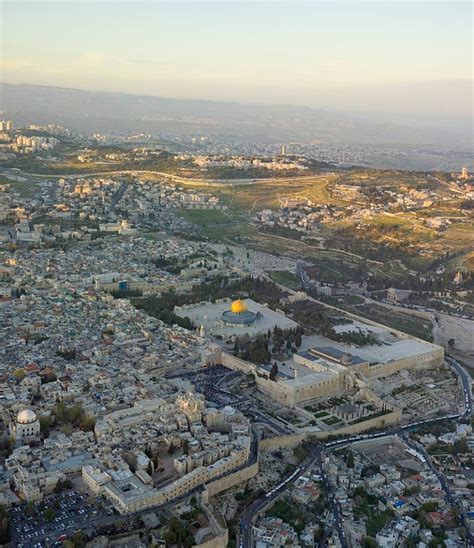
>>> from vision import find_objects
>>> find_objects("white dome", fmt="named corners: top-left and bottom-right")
top-left (17, 409), bottom-right (38, 424)
top-left (223, 405), bottom-right (236, 415)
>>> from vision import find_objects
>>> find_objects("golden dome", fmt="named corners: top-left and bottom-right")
top-left (230, 299), bottom-right (247, 314)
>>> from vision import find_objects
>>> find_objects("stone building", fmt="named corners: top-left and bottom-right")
top-left (10, 409), bottom-right (41, 445)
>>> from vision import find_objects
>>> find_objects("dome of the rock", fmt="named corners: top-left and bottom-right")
top-left (230, 299), bottom-right (247, 314)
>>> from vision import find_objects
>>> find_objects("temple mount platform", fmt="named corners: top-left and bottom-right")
top-left (174, 298), bottom-right (297, 338)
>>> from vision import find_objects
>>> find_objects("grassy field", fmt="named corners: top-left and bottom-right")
top-left (249, 230), bottom-right (415, 284)
top-left (267, 270), bottom-right (300, 289)
top-left (175, 208), bottom-right (231, 225)
top-left (353, 303), bottom-right (434, 341)
top-left (11, 158), bottom-right (122, 175)
top-left (162, 174), bottom-right (472, 273)
top-left (372, 212), bottom-right (436, 234)
top-left (286, 175), bottom-right (347, 205)
top-left (219, 175), bottom-right (344, 212)
top-left (340, 295), bottom-right (366, 305)
top-left (322, 296), bottom-right (434, 341)
top-left (441, 222), bottom-right (474, 249)
top-left (247, 230), bottom-right (357, 264)
top-left (175, 208), bottom-right (254, 242)
top-left (339, 212), bottom-right (439, 247)
top-left (341, 171), bottom-right (428, 188)
top-left (0, 177), bottom-right (39, 198)
top-left (14, 162), bottom-right (466, 276)
top-left (458, 251), bottom-right (474, 271)
top-left (444, 250), bottom-right (474, 275)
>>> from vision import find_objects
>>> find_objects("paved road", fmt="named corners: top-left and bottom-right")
top-left (247, 407), bottom-right (294, 435)
top-left (239, 445), bottom-right (321, 548)
top-left (236, 346), bottom-right (472, 547)
top-left (446, 354), bottom-right (472, 417)
top-left (220, 274), bottom-right (471, 547)
top-left (239, 384), bottom-right (473, 548)
top-left (0, 168), bottom-right (328, 188)
top-left (401, 433), bottom-right (474, 546)
top-left (316, 448), bottom-right (348, 548)
top-left (111, 180), bottom-right (128, 206)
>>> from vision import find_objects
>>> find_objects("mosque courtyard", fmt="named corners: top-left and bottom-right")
top-left (174, 298), bottom-right (297, 339)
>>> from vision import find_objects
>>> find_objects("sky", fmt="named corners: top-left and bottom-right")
top-left (1, 1), bottom-right (472, 124)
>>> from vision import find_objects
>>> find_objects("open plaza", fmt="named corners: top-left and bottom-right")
top-left (175, 297), bottom-right (297, 338)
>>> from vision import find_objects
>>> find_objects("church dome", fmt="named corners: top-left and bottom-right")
top-left (230, 299), bottom-right (247, 314)
top-left (17, 409), bottom-right (38, 424)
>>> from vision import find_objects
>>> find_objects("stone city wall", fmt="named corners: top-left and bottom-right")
top-left (307, 408), bottom-right (402, 441)
top-left (221, 350), bottom-right (342, 407)
top-left (259, 434), bottom-right (305, 452)
top-left (221, 352), bottom-right (255, 375)
top-left (254, 375), bottom-right (292, 406)
top-left (255, 372), bottom-right (344, 407)
top-left (259, 408), bottom-right (401, 451)
top-left (196, 529), bottom-right (228, 548)
top-left (366, 347), bottom-right (444, 378)
top-left (204, 461), bottom-right (259, 498)
top-left (196, 504), bottom-right (229, 548)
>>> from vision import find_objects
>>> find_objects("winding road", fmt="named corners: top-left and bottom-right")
top-left (238, 354), bottom-right (472, 547)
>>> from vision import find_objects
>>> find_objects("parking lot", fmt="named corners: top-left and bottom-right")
top-left (10, 490), bottom-right (113, 547)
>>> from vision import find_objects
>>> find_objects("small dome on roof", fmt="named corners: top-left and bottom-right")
top-left (223, 405), bottom-right (236, 415)
top-left (17, 409), bottom-right (38, 424)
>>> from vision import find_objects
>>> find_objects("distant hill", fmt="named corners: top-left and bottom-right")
top-left (0, 82), bottom-right (457, 148)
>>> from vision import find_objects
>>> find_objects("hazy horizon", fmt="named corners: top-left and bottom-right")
top-left (1, 1), bottom-right (472, 129)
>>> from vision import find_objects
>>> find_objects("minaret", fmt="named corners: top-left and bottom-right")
top-left (453, 271), bottom-right (463, 285)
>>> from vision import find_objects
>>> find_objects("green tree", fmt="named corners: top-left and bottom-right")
top-left (80, 416), bottom-right (96, 432)
top-left (13, 369), bottom-right (26, 382)
top-left (54, 478), bottom-right (72, 493)
top-left (270, 362), bottom-right (278, 381)
top-left (61, 423), bottom-right (73, 435)
top-left (65, 530), bottom-right (86, 548)
top-left (0, 505), bottom-right (10, 544)
top-left (41, 371), bottom-right (57, 384)
top-left (314, 527), bottom-right (324, 541)
top-left (421, 502), bottom-right (438, 513)
top-left (454, 437), bottom-right (468, 454)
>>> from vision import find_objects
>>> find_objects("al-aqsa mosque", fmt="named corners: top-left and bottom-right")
top-left (221, 299), bottom-right (259, 326)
